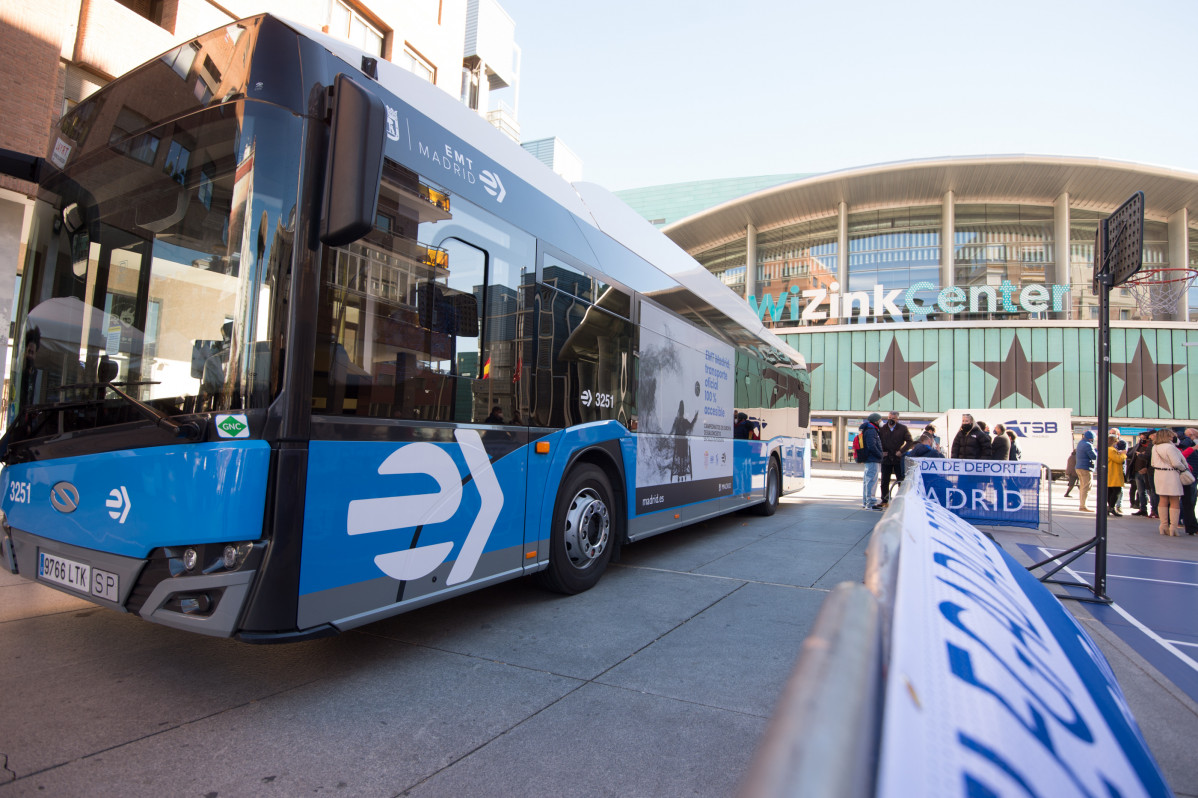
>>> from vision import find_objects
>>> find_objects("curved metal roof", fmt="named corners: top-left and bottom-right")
top-left (662, 155), bottom-right (1198, 253)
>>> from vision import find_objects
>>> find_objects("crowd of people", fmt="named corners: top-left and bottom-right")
top-left (854, 411), bottom-right (1021, 510)
top-left (1063, 427), bottom-right (1198, 537)
top-left (853, 414), bottom-right (1198, 534)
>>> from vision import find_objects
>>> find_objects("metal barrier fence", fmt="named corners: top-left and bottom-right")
top-left (739, 466), bottom-right (1168, 798)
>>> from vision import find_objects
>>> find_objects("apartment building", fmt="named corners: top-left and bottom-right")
top-left (0, 0), bottom-right (521, 377)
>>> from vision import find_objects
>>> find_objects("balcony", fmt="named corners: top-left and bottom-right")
top-left (486, 102), bottom-right (520, 143)
top-left (75, 0), bottom-right (176, 79)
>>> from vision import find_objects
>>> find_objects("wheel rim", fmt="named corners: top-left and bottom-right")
top-left (767, 466), bottom-right (779, 504)
top-left (563, 487), bottom-right (610, 569)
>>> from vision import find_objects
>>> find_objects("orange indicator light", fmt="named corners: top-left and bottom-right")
top-left (526, 551), bottom-right (537, 559)
top-left (535, 441), bottom-right (551, 454)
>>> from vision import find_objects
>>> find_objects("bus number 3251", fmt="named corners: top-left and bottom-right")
top-left (581, 390), bottom-right (614, 409)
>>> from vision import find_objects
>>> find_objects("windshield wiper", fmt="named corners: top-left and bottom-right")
top-left (99, 379), bottom-right (203, 440)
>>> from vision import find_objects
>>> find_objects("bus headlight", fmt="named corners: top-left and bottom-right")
top-left (165, 541), bottom-right (261, 577)
top-left (222, 542), bottom-right (253, 570)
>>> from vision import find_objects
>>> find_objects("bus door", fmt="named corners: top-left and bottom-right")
top-left (299, 167), bottom-right (534, 630)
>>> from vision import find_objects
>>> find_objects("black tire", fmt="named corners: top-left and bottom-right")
top-left (750, 456), bottom-right (780, 516)
top-left (537, 464), bottom-right (618, 594)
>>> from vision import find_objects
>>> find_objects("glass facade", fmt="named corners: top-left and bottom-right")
top-left (703, 239), bottom-right (748, 293)
top-left (1190, 226), bottom-right (1198, 318)
top-left (691, 198), bottom-right (1195, 329)
top-left (755, 216), bottom-right (838, 325)
top-left (847, 206), bottom-right (940, 322)
top-left (1071, 212), bottom-right (1170, 322)
top-left (952, 204), bottom-right (1052, 322)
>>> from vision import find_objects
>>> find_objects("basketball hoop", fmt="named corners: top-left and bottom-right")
top-left (1122, 267), bottom-right (1198, 319)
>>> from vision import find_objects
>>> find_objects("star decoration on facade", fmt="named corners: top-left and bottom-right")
top-left (971, 337), bottom-right (1061, 407)
top-left (1110, 338), bottom-right (1185, 413)
top-left (853, 338), bottom-right (935, 406)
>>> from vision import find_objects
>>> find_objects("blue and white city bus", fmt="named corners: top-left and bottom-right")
top-left (0, 16), bottom-right (809, 641)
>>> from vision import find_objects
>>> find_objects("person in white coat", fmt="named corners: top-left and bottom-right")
top-left (1151, 429), bottom-right (1191, 537)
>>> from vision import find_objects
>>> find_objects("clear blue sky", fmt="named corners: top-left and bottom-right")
top-left (498, 0), bottom-right (1198, 191)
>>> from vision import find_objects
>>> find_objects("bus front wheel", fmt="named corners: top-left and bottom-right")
top-left (538, 464), bottom-right (616, 594)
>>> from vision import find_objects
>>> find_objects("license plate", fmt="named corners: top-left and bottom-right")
top-left (38, 551), bottom-right (119, 602)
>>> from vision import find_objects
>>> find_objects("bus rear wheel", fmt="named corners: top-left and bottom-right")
top-left (750, 456), bottom-right (780, 516)
top-left (538, 464), bottom-right (616, 594)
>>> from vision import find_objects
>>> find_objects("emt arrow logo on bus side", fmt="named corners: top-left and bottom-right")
top-left (345, 429), bottom-right (503, 586)
top-left (479, 170), bottom-right (506, 202)
top-left (107, 486), bottom-right (132, 524)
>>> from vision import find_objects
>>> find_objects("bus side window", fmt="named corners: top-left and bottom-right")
top-left (532, 283), bottom-right (634, 430)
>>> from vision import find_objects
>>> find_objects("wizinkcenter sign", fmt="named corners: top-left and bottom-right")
top-left (748, 279), bottom-right (1071, 324)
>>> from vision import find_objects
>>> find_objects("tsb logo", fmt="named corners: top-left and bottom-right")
top-left (1004, 420), bottom-right (1058, 437)
top-left (346, 429), bottom-right (503, 586)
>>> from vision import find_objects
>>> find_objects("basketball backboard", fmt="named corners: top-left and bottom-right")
top-left (1092, 191), bottom-right (1145, 290)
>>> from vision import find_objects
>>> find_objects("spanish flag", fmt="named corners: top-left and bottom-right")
top-left (482, 357), bottom-right (491, 379)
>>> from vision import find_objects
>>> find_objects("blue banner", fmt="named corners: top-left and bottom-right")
top-left (910, 457), bottom-right (1042, 529)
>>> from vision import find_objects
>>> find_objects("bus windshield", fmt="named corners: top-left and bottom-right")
top-left (9, 98), bottom-right (296, 444)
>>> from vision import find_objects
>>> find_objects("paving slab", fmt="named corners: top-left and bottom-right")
top-left (1, 641), bottom-right (580, 797)
top-left (693, 534), bottom-right (854, 587)
top-left (361, 565), bottom-right (743, 681)
top-left (403, 682), bottom-right (766, 798)
top-left (598, 581), bottom-right (827, 716)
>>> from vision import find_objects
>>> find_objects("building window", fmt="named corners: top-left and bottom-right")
top-left (1188, 227), bottom-right (1198, 320)
top-left (1068, 210), bottom-right (1169, 322)
top-left (402, 46), bottom-right (436, 83)
top-left (953, 204), bottom-right (1053, 322)
top-left (330, 0), bottom-right (385, 57)
top-left (847, 206), bottom-right (941, 322)
top-left (694, 240), bottom-right (748, 296)
top-left (752, 216), bottom-right (839, 328)
top-left (115, 0), bottom-right (168, 30)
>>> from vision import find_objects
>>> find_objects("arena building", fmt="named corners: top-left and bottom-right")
top-left (619, 156), bottom-right (1198, 463)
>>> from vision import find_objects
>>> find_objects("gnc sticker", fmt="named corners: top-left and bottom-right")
top-left (215, 413), bottom-right (250, 439)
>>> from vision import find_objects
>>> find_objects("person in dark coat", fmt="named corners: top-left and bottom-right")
top-left (858, 414), bottom-right (884, 509)
top-left (1005, 429), bottom-right (1020, 460)
top-left (1126, 435), bottom-right (1139, 506)
top-left (990, 424), bottom-right (1011, 461)
top-left (1075, 431), bottom-right (1097, 512)
top-left (1063, 449), bottom-right (1078, 497)
top-left (878, 411), bottom-right (913, 507)
top-left (733, 412), bottom-right (756, 440)
top-left (907, 433), bottom-right (944, 458)
top-left (1129, 431), bottom-right (1157, 517)
top-left (951, 414), bottom-right (992, 459)
top-left (1179, 432), bottom-right (1198, 535)
top-left (1130, 428), bottom-right (1159, 515)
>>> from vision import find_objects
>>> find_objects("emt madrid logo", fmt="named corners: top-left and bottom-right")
top-left (346, 429), bottom-right (503, 586)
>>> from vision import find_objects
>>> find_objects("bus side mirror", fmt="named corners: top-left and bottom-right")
top-left (319, 73), bottom-right (386, 248)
